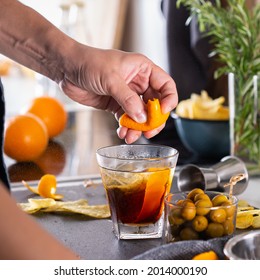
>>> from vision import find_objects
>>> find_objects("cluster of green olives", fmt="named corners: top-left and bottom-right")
top-left (168, 188), bottom-right (237, 241)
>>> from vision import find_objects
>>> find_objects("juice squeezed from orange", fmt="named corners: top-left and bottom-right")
top-left (100, 167), bottom-right (174, 224)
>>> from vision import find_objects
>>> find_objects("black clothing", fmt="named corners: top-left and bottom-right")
top-left (161, 0), bottom-right (228, 101)
top-left (0, 78), bottom-right (10, 190)
top-left (148, 1), bottom-right (226, 165)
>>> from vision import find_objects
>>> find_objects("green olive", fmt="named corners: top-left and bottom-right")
top-left (209, 208), bottom-right (227, 223)
top-left (195, 199), bottom-right (213, 216)
top-left (222, 219), bottom-right (235, 235)
top-left (168, 208), bottom-right (185, 225)
top-left (192, 215), bottom-right (208, 232)
top-left (212, 194), bottom-right (228, 206)
top-left (205, 222), bottom-right (224, 238)
top-left (221, 201), bottom-right (236, 217)
top-left (181, 200), bottom-right (196, 220)
top-left (187, 188), bottom-right (204, 201)
top-left (180, 227), bottom-right (199, 240)
top-left (194, 193), bottom-right (211, 202)
top-left (176, 199), bottom-right (185, 206)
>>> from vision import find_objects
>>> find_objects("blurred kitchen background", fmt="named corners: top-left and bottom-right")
top-left (3, 0), bottom-right (258, 181)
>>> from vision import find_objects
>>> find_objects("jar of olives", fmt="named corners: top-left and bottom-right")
top-left (164, 189), bottom-right (238, 242)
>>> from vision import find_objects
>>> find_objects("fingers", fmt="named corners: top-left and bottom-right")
top-left (117, 126), bottom-right (142, 144)
top-left (149, 64), bottom-right (178, 114)
top-left (114, 66), bottom-right (176, 116)
top-left (115, 63), bottom-right (177, 143)
top-left (108, 76), bottom-right (147, 123)
top-left (143, 123), bottom-right (165, 139)
top-left (117, 123), bottom-right (165, 144)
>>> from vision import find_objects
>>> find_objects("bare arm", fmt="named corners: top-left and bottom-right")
top-left (0, 183), bottom-right (80, 259)
top-left (0, 0), bottom-right (71, 81)
top-left (0, 0), bottom-right (178, 143)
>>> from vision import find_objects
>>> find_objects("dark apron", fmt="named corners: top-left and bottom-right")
top-left (161, 0), bottom-right (229, 102)
top-left (0, 78), bottom-right (10, 190)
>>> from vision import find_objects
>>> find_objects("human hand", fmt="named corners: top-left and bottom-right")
top-left (60, 47), bottom-right (178, 143)
top-left (0, 0), bottom-right (177, 144)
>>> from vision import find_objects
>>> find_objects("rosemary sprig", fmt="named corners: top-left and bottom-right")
top-left (176, 0), bottom-right (260, 78)
top-left (177, 0), bottom-right (260, 172)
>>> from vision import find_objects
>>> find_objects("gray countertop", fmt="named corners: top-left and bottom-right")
top-left (11, 175), bottom-right (179, 260)
top-left (11, 169), bottom-right (260, 260)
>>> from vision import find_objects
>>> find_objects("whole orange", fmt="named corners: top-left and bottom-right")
top-left (26, 96), bottom-right (67, 138)
top-left (4, 113), bottom-right (49, 162)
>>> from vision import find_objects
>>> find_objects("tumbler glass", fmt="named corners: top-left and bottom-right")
top-left (96, 144), bottom-right (179, 239)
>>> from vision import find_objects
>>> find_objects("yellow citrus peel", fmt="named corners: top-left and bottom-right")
top-left (176, 90), bottom-right (229, 120)
top-left (192, 250), bottom-right (219, 260)
top-left (236, 199), bottom-right (260, 230)
top-left (119, 98), bottom-right (170, 131)
top-left (18, 198), bottom-right (110, 218)
top-left (22, 174), bottom-right (63, 200)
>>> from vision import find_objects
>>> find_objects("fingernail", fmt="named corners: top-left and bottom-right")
top-left (116, 127), bottom-right (124, 139)
top-left (126, 133), bottom-right (139, 144)
top-left (136, 112), bottom-right (147, 123)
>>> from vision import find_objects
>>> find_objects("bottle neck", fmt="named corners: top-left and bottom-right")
top-left (59, 4), bottom-right (71, 35)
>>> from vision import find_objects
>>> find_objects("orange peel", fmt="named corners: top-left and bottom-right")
top-left (136, 168), bottom-right (171, 222)
top-left (119, 98), bottom-right (170, 131)
top-left (192, 250), bottom-right (219, 260)
top-left (22, 174), bottom-right (63, 200)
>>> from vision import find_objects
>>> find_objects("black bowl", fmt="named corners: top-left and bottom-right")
top-left (171, 112), bottom-right (230, 159)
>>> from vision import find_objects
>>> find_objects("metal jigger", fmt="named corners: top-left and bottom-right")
top-left (177, 156), bottom-right (249, 195)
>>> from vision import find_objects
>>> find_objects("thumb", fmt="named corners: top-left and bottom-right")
top-left (109, 77), bottom-right (147, 123)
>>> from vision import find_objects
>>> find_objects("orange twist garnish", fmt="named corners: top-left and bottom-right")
top-left (135, 168), bottom-right (171, 223)
top-left (22, 174), bottom-right (63, 200)
top-left (119, 98), bottom-right (170, 131)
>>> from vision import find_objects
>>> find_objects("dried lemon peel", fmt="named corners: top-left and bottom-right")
top-left (223, 173), bottom-right (260, 230)
top-left (22, 174), bottom-right (63, 200)
top-left (236, 212), bottom-right (255, 229)
top-left (119, 98), bottom-right (170, 131)
top-left (192, 250), bottom-right (219, 260)
top-left (176, 90), bottom-right (229, 120)
top-left (236, 199), bottom-right (260, 229)
top-left (18, 198), bottom-right (110, 218)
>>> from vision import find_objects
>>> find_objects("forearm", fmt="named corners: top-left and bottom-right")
top-left (0, 0), bottom-right (75, 82)
top-left (0, 183), bottom-right (80, 259)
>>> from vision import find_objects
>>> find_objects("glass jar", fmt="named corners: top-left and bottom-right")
top-left (228, 73), bottom-right (260, 176)
top-left (70, 0), bottom-right (92, 45)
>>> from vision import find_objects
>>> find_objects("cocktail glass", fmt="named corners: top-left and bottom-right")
top-left (96, 144), bottom-right (179, 240)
